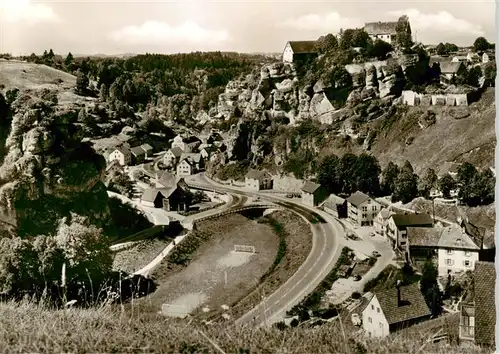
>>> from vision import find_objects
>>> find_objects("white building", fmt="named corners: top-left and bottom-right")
top-left (282, 41), bottom-right (318, 63)
top-left (245, 170), bottom-right (273, 191)
top-left (177, 159), bottom-right (194, 176)
top-left (437, 224), bottom-right (480, 276)
top-left (108, 146), bottom-right (131, 166)
top-left (386, 213), bottom-right (434, 249)
top-left (362, 282), bottom-right (431, 338)
top-left (163, 147), bottom-right (184, 167)
top-left (482, 52), bottom-right (495, 64)
top-left (171, 135), bottom-right (190, 153)
top-left (363, 19), bottom-right (410, 45)
top-left (301, 181), bottom-right (328, 207)
top-left (346, 191), bottom-right (380, 226)
top-left (374, 208), bottom-right (396, 235)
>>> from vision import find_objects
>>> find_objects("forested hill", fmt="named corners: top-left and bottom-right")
top-left (21, 50), bottom-right (269, 126)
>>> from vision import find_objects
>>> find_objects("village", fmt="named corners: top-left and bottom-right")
top-left (0, 2), bottom-right (496, 351)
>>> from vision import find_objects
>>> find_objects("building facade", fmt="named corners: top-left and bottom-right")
top-left (109, 146), bottom-right (131, 166)
top-left (245, 170), bottom-right (273, 191)
top-left (346, 191), bottom-right (380, 226)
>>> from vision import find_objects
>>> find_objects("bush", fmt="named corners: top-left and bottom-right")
top-left (351, 291), bottom-right (361, 299)
top-left (290, 318), bottom-right (299, 327)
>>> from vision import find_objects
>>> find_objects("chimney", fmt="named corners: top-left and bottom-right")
top-left (396, 280), bottom-right (402, 307)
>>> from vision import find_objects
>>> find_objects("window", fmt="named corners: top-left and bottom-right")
top-left (446, 259), bottom-right (453, 266)
top-left (465, 251), bottom-right (471, 257)
top-left (379, 322), bottom-right (383, 329)
top-left (362, 206), bottom-right (367, 212)
top-left (446, 249), bottom-right (453, 255)
top-left (377, 307), bottom-right (380, 313)
top-left (362, 213), bottom-right (367, 218)
top-left (368, 317), bottom-right (372, 323)
top-left (372, 206), bottom-right (377, 211)
top-left (464, 260), bottom-right (471, 267)
top-left (371, 304), bottom-right (374, 310)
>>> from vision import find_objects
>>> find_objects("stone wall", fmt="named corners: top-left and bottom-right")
top-left (401, 90), bottom-right (469, 106)
top-left (271, 175), bottom-right (304, 193)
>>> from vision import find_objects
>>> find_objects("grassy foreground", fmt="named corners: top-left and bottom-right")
top-left (0, 301), bottom-right (490, 353)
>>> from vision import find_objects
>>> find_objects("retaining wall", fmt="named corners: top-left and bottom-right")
top-left (401, 90), bottom-right (470, 106)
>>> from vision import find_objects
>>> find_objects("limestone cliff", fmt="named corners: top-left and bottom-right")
top-left (0, 90), bottom-right (109, 237)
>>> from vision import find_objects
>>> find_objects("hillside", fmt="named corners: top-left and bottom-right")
top-left (0, 301), bottom-right (489, 354)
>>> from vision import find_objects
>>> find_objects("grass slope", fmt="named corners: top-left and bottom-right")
top-left (371, 88), bottom-right (496, 174)
top-left (0, 301), bottom-right (490, 353)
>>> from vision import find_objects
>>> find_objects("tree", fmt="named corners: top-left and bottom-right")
top-left (456, 162), bottom-right (478, 204)
top-left (76, 70), bottom-right (89, 95)
top-left (443, 43), bottom-right (458, 54)
top-left (353, 153), bottom-right (381, 196)
top-left (484, 62), bottom-right (496, 87)
top-left (473, 37), bottom-right (491, 52)
top-left (48, 49), bottom-right (55, 58)
top-left (65, 52), bottom-right (74, 66)
top-left (419, 168), bottom-right (437, 198)
top-left (316, 33), bottom-right (338, 54)
top-left (55, 216), bottom-right (112, 285)
top-left (395, 15), bottom-right (412, 49)
top-left (438, 174), bottom-right (456, 199)
top-left (474, 168), bottom-right (495, 205)
top-left (435, 43), bottom-right (446, 56)
top-left (393, 161), bottom-right (419, 203)
top-left (381, 162), bottom-right (399, 196)
top-left (351, 29), bottom-right (370, 49)
top-left (368, 39), bottom-right (393, 60)
top-left (339, 29), bottom-right (356, 49)
top-left (321, 64), bottom-right (352, 89)
top-left (339, 153), bottom-right (358, 194)
top-left (466, 66), bottom-right (482, 87)
top-left (317, 155), bottom-right (342, 194)
top-left (420, 257), bottom-right (441, 317)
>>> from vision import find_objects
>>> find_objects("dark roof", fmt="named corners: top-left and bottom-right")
top-left (130, 146), bottom-right (146, 156)
top-left (473, 262), bottom-right (496, 346)
top-left (407, 227), bottom-right (442, 247)
top-left (105, 159), bottom-right (122, 172)
top-left (364, 21), bottom-right (398, 36)
top-left (169, 147), bottom-right (184, 158)
top-left (114, 145), bottom-right (130, 155)
top-left (301, 181), bottom-right (322, 194)
top-left (323, 194), bottom-right (346, 209)
top-left (288, 41), bottom-right (318, 54)
top-left (245, 169), bottom-right (271, 180)
top-left (157, 171), bottom-right (176, 188)
top-left (462, 220), bottom-right (486, 249)
top-left (346, 191), bottom-right (371, 207)
top-left (373, 283), bottom-right (431, 325)
top-left (391, 213), bottom-right (434, 229)
top-left (440, 62), bottom-right (464, 74)
top-left (180, 153), bottom-right (202, 164)
top-left (141, 188), bottom-right (161, 203)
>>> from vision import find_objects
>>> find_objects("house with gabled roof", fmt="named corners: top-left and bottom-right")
top-left (301, 181), bottom-right (329, 207)
top-left (459, 261), bottom-right (496, 347)
top-left (362, 282), bottom-right (431, 338)
top-left (322, 194), bottom-right (347, 218)
top-left (176, 155), bottom-right (201, 176)
top-left (163, 147), bottom-right (184, 167)
top-left (245, 170), bottom-right (272, 191)
top-left (364, 18), bottom-right (410, 45)
top-left (130, 145), bottom-right (147, 164)
top-left (482, 51), bottom-right (495, 64)
top-left (386, 213), bottom-right (434, 249)
top-left (346, 191), bottom-right (380, 226)
top-left (439, 62), bottom-right (467, 84)
top-left (140, 183), bottom-right (193, 212)
top-left (374, 207), bottom-right (396, 236)
top-left (140, 143), bottom-right (154, 158)
top-left (282, 41), bottom-right (319, 63)
top-left (108, 145), bottom-right (131, 166)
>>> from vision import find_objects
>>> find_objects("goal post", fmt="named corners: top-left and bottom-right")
top-left (234, 245), bottom-right (256, 254)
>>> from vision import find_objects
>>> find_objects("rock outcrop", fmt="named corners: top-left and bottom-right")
top-left (0, 90), bottom-right (109, 237)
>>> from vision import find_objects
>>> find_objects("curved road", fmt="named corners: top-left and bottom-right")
top-left (188, 173), bottom-right (344, 327)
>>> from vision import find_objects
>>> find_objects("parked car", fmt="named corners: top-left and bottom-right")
top-left (285, 194), bottom-right (294, 198)
top-left (372, 250), bottom-right (381, 257)
top-left (353, 274), bottom-right (361, 281)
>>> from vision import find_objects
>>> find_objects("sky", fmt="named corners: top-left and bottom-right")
top-left (0, 0), bottom-right (497, 56)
